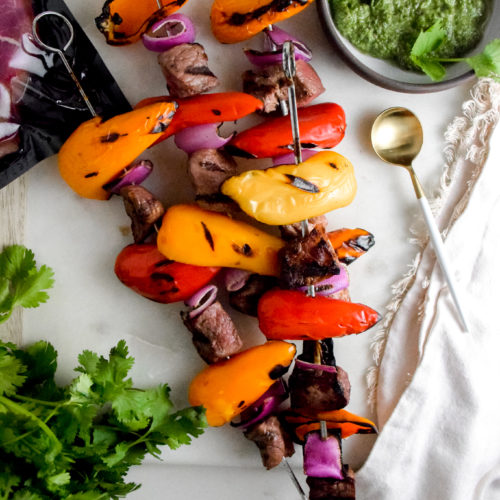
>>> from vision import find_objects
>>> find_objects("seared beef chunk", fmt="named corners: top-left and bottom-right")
top-left (279, 215), bottom-right (328, 241)
top-left (188, 148), bottom-right (237, 195)
top-left (244, 415), bottom-right (295, 470)
top-left (188, 148), bottom-right (239, 214)
top-left (289, 363), bottom-right (351, 412)
top-left (307, 465), bottom-right (355, 500)
top-left (229, 274), bottom-right (278, 316)
top-left (242, 60), bottom-right (325, 114)
top-left (279, 225), bottom-right (340, 289)
top-left (158, 43), bottom-right (218, 98)
top-left (182, 301), bottom-right (242, 364)
top-left (120, 185), bottom-right (165, 243)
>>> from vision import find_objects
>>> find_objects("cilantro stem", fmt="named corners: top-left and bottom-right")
top-left (13, 394), bottom-right (62, 407)
top-left (0, 395), bottom-right (62, 452)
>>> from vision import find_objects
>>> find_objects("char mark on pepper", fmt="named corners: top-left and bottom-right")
top-left (329, 162), bottom-right (338, 169)
top-left (232, 243), bottom-right (253, 257)
top-left (285, 174), bottom-right (319, 193)
top-left (228, 0), bottom-right (307, 26)
top-left (269, 363), bottom-right (289, 380)
top-left (84, 172), bottom-right (99, 178)
top-left (154, 259), bottom-right (175, 267)
top-left (100, 132), bottom-right (123, 143)
top-left (150, 272), bottom-right (175, 282)
top-left (211, 109), bottom-right (222, 116)
top-left (201, 222), bottom-right (215, 250)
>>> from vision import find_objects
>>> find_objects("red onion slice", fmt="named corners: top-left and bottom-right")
top-left (0, 83), bottom-right (11, 119)
top-left (244, 46), bottom-right (311, 67)
top-left (263, 25), bottom-right (312, 60)
top-left (231, 380), bottom-right (288, 429)
top-left (304, 432), bottom-right (344, 479)
top-left (184, 284), bottom-right (218, 318)
top-left (294, 358), bottom-right (337, 374)
top-left (105, 160), bottom-right (153, 194)
top-left (223, 268), bottom-right (251, 292)
top-left (272, 149), bottom-right (318, 166)
top-left (297, 266), bottom-right (349, 296)
top-left (142, 14), bottom-right (196, 52)
top-left (174, 122), bottom-right (235, 154)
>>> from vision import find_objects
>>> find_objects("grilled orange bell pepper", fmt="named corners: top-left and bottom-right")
top-left (221, 151), bottom-right (357, 225)
top-left (115, 244), bottom-right (220, 303)
top-left (284, 408), bottom-right (378, 443)
top-left (327, 228), bottom-right (375, 264)
top-left (58, 101), bottom-right (176, 200)
top-left (95, 0), bottom-right (189, 45)
top-left (189, 340), bottom-right (296, 426)
top-left (258, 289), bottom-right (380, 340)
top-left (226, 103), bottom-right (345, 159)
top-left (157, 204), bottom-right (284, 276)
top-left (210, 0), bottom-right (315, 43)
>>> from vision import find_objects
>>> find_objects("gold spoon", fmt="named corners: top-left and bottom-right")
top-left (371, 106), bottom-right (469, 333)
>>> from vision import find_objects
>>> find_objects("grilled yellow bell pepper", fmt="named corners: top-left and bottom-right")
top-left (157, 204), bottom-right (284, 276)
top-left (221, 151), bottom-right (357, 225)
top-left (189, 340), bottom-right (296, 426)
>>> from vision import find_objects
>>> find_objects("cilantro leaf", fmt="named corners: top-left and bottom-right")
top-left (410, 21), bottom-right (447, 81)
top-left (0, 245), bottom-right (54, 324)
top-left (466, 39), bottom-right (500, 80)
top-left (0, 345), bottom-right (27, 396)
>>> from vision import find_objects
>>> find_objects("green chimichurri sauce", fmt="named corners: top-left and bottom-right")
top-left (329, 0), bottom-right (492, 70)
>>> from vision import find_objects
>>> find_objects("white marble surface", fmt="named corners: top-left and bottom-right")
top-left (19, 0), bottom-right (475, 498)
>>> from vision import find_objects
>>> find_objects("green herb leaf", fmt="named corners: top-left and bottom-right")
top-left (410, 21), bottom-right (447, 81)
top-left (0, 245), bottom-right (54, 324)
top-left (466, 39), bottom-right (500, 81)
top-left (0, 345), bottom-right (27, 396)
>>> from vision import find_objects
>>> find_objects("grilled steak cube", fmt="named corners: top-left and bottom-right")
top-left (289, 363), bottom-right (351, 412)
top-left (244, 415), bottom-right (295, 470)
top-left (158, 43), bottom-right (218, 98)
top-left (279, 215), bottom-right (328, 241)
top-left (182, 301), bottom-right (243, 364)
top-left (279, 225), bottom-right (340, 288)
top-left (242, 60), bottom-right (325, 114)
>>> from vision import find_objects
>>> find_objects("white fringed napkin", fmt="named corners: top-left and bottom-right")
top-left (357, 79), bottom-right (500, 500)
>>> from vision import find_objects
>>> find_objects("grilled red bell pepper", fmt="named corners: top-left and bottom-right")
top-left (134, 92), bottom-right (263, 144)
top-left (115, 243), bottom-right (220, 303)
top-left (226, 103), bottom-right (346, 159)
top-left (257, 289), bottom-right (380, 341)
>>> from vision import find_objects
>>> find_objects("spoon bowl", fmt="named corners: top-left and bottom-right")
top-left (371, 107), bottom-right (423, 167)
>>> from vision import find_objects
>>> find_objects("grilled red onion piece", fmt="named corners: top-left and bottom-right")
top-left (272, 149), bottom-right (318, 166)
top-left (184, 284), bottom-right (218, 318)
top-left (244, 47), bottom-right (311, 67)
top-left (142, 14), bottom-right (196, 52)
top-left (105, 160), bottom-right (153, 194)
top-left (304, 432), bottom-right (344, 479)
top-left (223, 268), bottom-right (252, 292)
top-left (263, 25), bottom-right (312, 60)
top-left (294, 358), bottom-right (337, 374)
top-left (174, 123), bottom-right (234, 154)
top-left (0, 122), bottom-right (19, 142)
top-left (231, 380), bottom-right (288, 429)
top-left (297, 266), bottom-right (349, 296)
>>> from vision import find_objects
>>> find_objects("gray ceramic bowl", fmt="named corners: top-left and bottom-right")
top-left (317, 0), bottom-right (499, 93)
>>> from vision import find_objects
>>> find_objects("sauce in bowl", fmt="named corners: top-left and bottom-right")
top-left (329, 0), bottom-right (492, 71)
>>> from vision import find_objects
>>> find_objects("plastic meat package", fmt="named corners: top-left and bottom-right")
top-left (0, 0), bottom-right (130, 189)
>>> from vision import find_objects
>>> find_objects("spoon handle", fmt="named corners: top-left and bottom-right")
top-left (417, 195), bottom-right (470, 333)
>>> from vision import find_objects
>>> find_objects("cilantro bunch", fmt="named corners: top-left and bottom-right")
top-left (0, 339), bottom-right (207, 499)
top-left (411, 21), bottom-right (500, 82)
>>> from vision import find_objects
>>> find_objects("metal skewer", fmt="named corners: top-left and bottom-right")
top-left (282, 41), bottom-right (327, 443)
top-left (32, 11), bottom-right (97, 117)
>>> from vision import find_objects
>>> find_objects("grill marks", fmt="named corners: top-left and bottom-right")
top-left (201, 221), bottom-right (215, 250)
top-left (228, 0), bottom-right (309, 26)
top-left (285, 174), bottom-right (319, 193)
